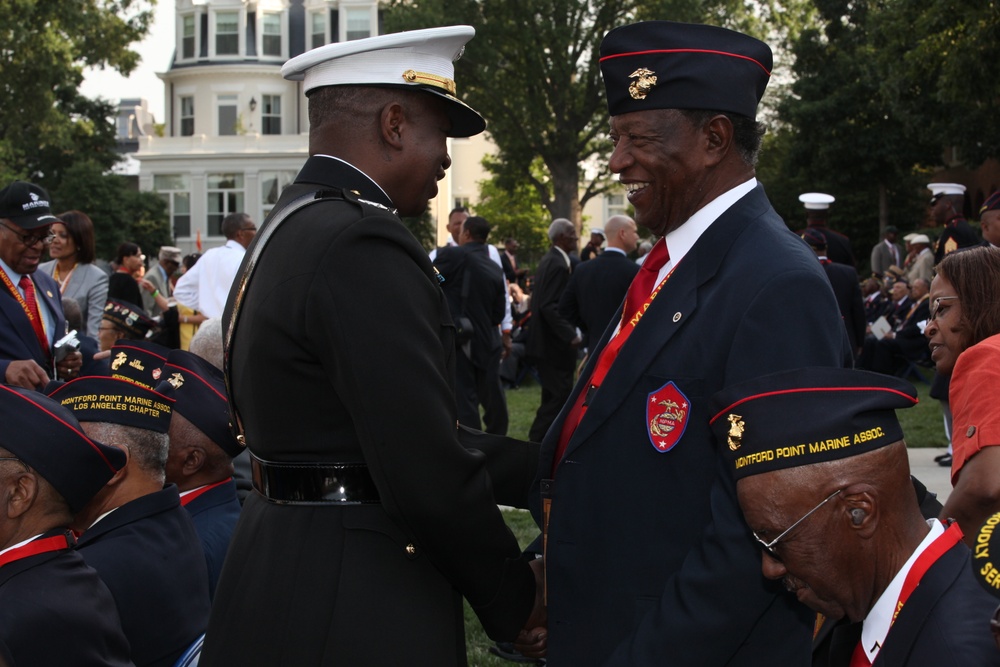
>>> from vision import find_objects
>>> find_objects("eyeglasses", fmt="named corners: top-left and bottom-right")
top-left (929, 296), bottom-right (959, 321)
top-left (1, 221), bottom-right (55, 246)
top-left (0, 456), bottom-right (30, 472)
top-left (239, 226), bottom-right (257, 233)
top-left (754, 489), bottom-right (842, 561)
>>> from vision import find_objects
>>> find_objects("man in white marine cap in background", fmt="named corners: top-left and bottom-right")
top-left (798, 192), bottom-right (856, 268)
top-left (202, 26), bottom-right (544, 665)
top-left (928, 182), bottom-right (979, 263)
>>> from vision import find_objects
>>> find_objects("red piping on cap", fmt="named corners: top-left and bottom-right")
top-left (600, 48), bottom-right (771, 76)
top-left (709, 385), bottom-right (918, 425)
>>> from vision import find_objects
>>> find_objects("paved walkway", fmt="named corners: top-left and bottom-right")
top-left (908, 446), bottom-right (953, 504)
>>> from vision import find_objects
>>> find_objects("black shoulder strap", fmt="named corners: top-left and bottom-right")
top-left (223, 188), bottom-right (344, 447)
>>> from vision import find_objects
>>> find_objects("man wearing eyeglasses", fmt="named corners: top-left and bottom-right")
top-left (0, 180), bottom-right (82, 389)
top-left (712, 367), bottom-right (1000, 667)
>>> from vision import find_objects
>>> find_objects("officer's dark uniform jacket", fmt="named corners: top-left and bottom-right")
top-left (934, 216), bottom-right (981, 263)
top-left (201, 155), bottom-right (535, 666)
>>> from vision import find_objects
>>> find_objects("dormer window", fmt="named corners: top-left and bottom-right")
top-left (215, 11), bottom-right (239, 56)
top-left (345, 7), bottom-right (371, 41)
top-left (310, 11), bottom-right (326, 49)
top-left (262, 12), bottom-right (283, 57)
top-left (182, 14), bottom-right (196, 60)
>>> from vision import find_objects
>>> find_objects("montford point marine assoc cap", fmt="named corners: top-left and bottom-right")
top-left (103, 299), bottom-right (157, 339)
top-left (981, 191), bottom-right (1000, 215)
top-left (972, 511), bottom-right (1000, 599)
top-left (799, 192), bottom-right (836, 210)
top-left (49, 376), bottom-right (174, 434)
top-left (0, 181), bottom-right (58, 230)
top-left (928, 182), bottom-right (966, 204)
top-left (709, 367), bottom-right (918, 480)
top-left (599, 21), bottom-right (772, 120)
top-left (109, 339), bottom-right (171, 389)
top-left (0, 384), bottom-right (125, 514)
top-left (801, 228), bottom-right (827, 249)
top-left (282, 25), bottom-right (485, 138)
top-left (156, 349), bottom-right (242, 457)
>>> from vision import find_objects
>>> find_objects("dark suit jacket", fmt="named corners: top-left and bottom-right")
top-left (821, 260), bottom-right (866, 352)
top-left (894, 296), bottom-right (932, 361)
top-left (0, 530), bottom-right (132, 667)
top-left (0, 269), bottom-right (66, 381)
top-left (536, 184), bottom-right (853, 665)
top-left (76, 486), bottom-right (210, 667)
top-left (183, 478), bottom-right (241, 600)
top-left (559, 249), bottom-right (638, 350)
top-left (526, 246), bottom-right (577, 371)
top-left (202, 156), bottom-right (535, 666)
top-left (434, 242), bottom-right (505, 369)
top-left (817, 539), bottom-right (999, 666)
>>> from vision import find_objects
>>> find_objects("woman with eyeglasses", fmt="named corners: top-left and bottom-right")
top-left (38, 211), bottom-right (109, 338)
top-left (924, 244), bottom-right (1000, 545)
top-left (106, 241), bottom-right (145, 310)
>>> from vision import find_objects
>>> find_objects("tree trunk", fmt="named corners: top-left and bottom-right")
top-left (878, 183), bottom-right (889, 234)
top-left (547, 157), bottom-right (583, 232)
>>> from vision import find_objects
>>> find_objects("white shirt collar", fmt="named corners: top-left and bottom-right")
top-left (860, 518), bottom-right (944, 663)
top-left (604, 247), bottom-right (627, 256)
top-left (0, 533), bottom-right (45, 557)
top-left (553, 245), bottom-right (571, 268)
top-left (651, 177), bottom-right (757, 285)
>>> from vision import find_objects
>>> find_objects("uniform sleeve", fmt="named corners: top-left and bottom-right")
top-left (311, 217), bottom-right (535, 640)
top-left (606, 268), bottom-right (850, 666)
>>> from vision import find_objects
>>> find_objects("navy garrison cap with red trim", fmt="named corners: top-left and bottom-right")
top-left (709, 368), bottom-right (918, 480)
top-left (109, 339), bottom-right (170, 389)
top-left (49, 376), bottom-right (175, 434)
top-left (157, 349), bottom-right (242, 457)
top-left (599, 21), bottom-right (772, 119)
top-left (0, 384), bottom-right (125, 513)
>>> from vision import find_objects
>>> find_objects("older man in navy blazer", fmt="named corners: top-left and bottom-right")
top-left (0, 181), bottom-right (82, 389)
top-left (517, 21), bottom-right (853, 664)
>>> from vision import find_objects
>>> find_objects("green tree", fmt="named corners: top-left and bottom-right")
top-left (53, 160), bottom-right (170, 262)
top-left (0, 0), bottom-right (154, 188)
top-left (474, 156), bottom-right (552, 269)
top-left (383, 0), bottom-right (791, 231)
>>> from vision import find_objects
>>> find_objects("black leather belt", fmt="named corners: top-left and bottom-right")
top-left (251, 455), bottom-right (380, 505)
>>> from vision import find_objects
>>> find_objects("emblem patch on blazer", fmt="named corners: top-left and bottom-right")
top-left (646, 381), bottom-right (690, 453)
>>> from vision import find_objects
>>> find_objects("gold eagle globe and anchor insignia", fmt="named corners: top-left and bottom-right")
top-left (628, 67), bottom-right (658, 100)
top-left (167, 372), bottom-right (185, 389)
top-left (726, 413), bottom-right (745, 451)
top-left (649, 399), bottom-right (687, 437)
top-left (111, 352), bottom-right (127, 371)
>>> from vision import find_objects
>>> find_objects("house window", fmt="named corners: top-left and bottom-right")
top-left (215, 11), bottom-right (239, 55)
top-left (262, 12), bottom-right (282, 56)
top-left (180, 96), bottom-right (194, 136)
top-left (606, 193), bottom-right (627, 218)
top-left (345, 8), bottom-right (370, 41)
top-left (310, 11), bottom-right (326, 49)
top-left (153, 174), bottom-right (192, 239)
top-left (182, 14), bottom-right (196, 59)
top-left (454, 197), bottom-right (471, 210)
top-left (217, 95), bottom-right (239, 136)
top-left (262, 95), bottom-right (281, 135)
top-left (207, 174), bottom-right (245, 236)
top-left (260, 171), bottom-right (295, 217)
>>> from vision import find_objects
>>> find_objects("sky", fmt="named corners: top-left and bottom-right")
top-left (79, 1), bottom-right (176, 121)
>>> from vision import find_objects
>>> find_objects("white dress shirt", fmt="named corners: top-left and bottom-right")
top-left (173, 239), bottom-right (246, 318)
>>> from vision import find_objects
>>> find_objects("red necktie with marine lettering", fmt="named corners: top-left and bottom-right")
top-left (18, 275), bottom-right (50, 361)
top-left (552, 239), bottom-right (670, 472)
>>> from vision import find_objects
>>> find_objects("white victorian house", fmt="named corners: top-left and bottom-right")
top-left (136, 0), bottom-right (618, 254)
